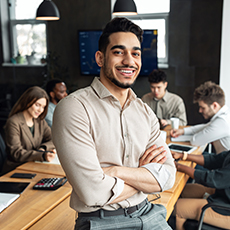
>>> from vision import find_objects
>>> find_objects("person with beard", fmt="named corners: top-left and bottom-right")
top-left (45, 79), bottom-right (68, 127)
top-left (170, 81), bottom-right (230, 154)
top-left (52, 17), bottom-right (176, 229)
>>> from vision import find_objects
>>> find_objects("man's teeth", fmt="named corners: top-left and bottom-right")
top-left (120, 70), bottom-right (133, 74)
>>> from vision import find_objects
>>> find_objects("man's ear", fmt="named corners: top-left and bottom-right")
top-left (50, 91), bottom-right (55, 99)
top-left (95, 51), bottom-right (104, 67)
top-left (212, 101), bottom-right (221, 111)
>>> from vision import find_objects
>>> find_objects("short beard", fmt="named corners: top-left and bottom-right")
top-left (103, 59), bottom-right (136, 89)
top-left (111, 77), bottom-right (135, 89)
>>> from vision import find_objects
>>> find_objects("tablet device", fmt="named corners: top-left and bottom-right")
top-left (0, 182), bottom-right (30, 194)
top-left (168, 143), bottom-right (197, 153)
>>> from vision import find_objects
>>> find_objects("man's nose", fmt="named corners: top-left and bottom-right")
top-left (122, 53), bottom-right (135, 66)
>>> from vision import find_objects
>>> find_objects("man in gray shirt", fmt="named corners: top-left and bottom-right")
top-left (52, 17), bottom-right (175, 230)
top-left (142, 69), bottom-right (187, 128)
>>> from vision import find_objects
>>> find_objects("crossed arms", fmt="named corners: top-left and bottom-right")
top-left (104, 145), bottom-right (168, 204)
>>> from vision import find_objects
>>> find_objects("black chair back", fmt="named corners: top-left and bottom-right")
top-left (184, 203), bottom-right (230, 230)
top-left (0, 133), bottom-right (6, 173)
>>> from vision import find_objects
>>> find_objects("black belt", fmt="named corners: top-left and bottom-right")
top-left (78, 199), bottom-right (148, 217)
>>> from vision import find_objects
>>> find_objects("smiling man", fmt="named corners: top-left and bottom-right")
top-left (171, 81), bottom-right (230, 154)
top-left (52, 18), bottom-right (175, 230)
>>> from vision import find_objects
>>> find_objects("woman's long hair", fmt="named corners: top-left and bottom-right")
top-left (9, 86), bottom-right (49, 119)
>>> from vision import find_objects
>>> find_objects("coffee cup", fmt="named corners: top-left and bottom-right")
top-left (170, 117), bottom-right (179, 130)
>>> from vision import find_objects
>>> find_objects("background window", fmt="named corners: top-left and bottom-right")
top-left (111, 0), bottom-right (170, 67)
top-left (8, 0), bottom-right (47, 64)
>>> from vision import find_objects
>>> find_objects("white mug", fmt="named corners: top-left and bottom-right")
top-left (170, 117), bottom-right (179, 130)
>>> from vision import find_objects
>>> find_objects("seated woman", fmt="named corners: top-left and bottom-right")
top-left (2, 86), bottom-right (56, 174)
top-left (172, 151), bottom-right (230, 230)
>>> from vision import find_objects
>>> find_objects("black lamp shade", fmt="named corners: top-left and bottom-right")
top-left (36, 0), bottom-right (60, 20)
top-left (113, 0), bottom-right (137, 16)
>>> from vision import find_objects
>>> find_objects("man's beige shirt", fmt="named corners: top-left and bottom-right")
top-left (52, 77), bottom-right (176, 213)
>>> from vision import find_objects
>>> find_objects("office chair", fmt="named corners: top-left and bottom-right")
top-left (184, 203), bottom-right (230, 230)
top-left (0, 133), bottom-right (6, 174)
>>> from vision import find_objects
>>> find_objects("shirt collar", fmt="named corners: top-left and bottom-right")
top-left (49, 102), bottom-right (56, 108)
top-left (211, 104), bottom-right (229, 121)
top-left (162, 90), bottom-right (169, 102)
top-left (153, 90), bottom-right (168, 102)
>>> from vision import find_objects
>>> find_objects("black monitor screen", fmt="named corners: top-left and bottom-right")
top-left (78, 30), bottom-right (158, 76)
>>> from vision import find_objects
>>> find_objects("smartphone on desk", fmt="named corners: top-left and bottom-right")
top-left (11, 173), bottom-right (36, 179)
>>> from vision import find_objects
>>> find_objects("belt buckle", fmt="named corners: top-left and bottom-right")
top-left (124, 208), bottom-right (129, 216)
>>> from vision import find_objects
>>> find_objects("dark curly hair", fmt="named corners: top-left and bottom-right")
top-left (148, 69), bottom-right (167, 83)
top-left (99, 17), bottom-right (143, 54)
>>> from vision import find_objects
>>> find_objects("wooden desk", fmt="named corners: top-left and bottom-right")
top-left (28, 196), bottom-right (75, 230)
top-left (17, 161), bottom-right (65, 177)
top-left (156, 125), bottom-right (206, 220)
top-left (148, 192), bottom-right (175, 220)
top-left (0, 126), bottom-right (204, 229)
top-left (0, 167), bottom-right (72, 230)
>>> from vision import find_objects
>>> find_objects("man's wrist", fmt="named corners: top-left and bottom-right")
top-left (182, 151), bottom-right (188, 160)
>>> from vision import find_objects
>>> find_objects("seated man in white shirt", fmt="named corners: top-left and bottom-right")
top-left (171, 81), bottom-right (230, 154)
top-left (142, 69), bottom-right (187, 128)
top-left (45, 79), bottom-right (68, 127)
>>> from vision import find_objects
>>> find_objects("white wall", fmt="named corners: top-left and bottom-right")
top-left (220, 0), bottom-right (230, 108)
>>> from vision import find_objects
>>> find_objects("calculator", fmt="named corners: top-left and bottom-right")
top-left (33, 177), bottom-right (67, 190)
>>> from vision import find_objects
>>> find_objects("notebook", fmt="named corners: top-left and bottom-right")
top-left (171, 135), bottom-right (192, 142)
top-left (0, 181), bottom-right (29, 213)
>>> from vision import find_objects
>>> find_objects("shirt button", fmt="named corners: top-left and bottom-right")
top-left (126, 155), bottom-right (129, 158)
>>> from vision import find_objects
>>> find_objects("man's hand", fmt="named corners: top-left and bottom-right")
top-left (171, 151), bottom-right (183, 160)
top-left (160, 119), bottom-right (168, 127)
top-left (139, 145), bottom-right (167, 167)
top-left (170, 128), bottom-right (184, 138)
top-left (46, 149), bottom-right (56, 162)
top-left (174, 161), bottom-right (195, 179)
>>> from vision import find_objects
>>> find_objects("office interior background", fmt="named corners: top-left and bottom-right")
top-left (0, 0), bottom-right (227, 135)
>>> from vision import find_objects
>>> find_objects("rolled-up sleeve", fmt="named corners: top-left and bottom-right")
top-left (52, 96), bottom-right (124, 207)
top-left (141, 163), bottom-right (171, 191)
top-left (144, 106), bottom-right (176, 191)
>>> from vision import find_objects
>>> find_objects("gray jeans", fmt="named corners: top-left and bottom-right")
top-left (75, 202), bottom-right (172, 230)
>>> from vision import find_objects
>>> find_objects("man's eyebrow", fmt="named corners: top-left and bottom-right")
top-left (110, 45), bottom-right (141, 51)
top-left (133, 47), bottom-right (141, 51)
top-left (111, 45), bottom-right (125, 50)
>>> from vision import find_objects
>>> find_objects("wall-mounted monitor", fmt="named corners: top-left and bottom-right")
top-left (78, 29), bottom-right (158, 76)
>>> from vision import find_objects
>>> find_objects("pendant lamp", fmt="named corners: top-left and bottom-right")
top-left (36, 0), bottom-right (60, 20)
top-left (113, 0), bottom-right (137, 16)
